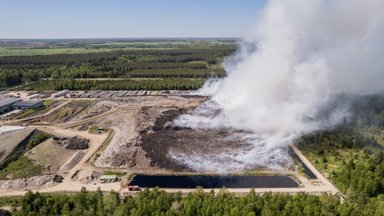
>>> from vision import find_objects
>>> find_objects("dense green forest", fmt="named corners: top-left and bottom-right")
top-left (0, 40), bottom-right (235, 90)
top-left (297, 94), bottom-right (384, 204)
top-left (1, 188), bottom-right (383, 216)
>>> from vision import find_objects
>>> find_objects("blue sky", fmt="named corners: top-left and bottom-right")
top-left (0, 0), bottom-right (266, 39)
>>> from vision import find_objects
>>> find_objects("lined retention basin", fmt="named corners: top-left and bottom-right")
top-left (128, 175), bottom-right (299, 188)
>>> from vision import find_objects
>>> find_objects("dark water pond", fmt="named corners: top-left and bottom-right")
top-left (128, 175), bottom-right (299, 188)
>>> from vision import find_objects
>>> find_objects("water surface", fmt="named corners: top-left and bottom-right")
top-left (129, 175), bottom-right (299, 188)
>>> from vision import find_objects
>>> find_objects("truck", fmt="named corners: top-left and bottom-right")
top-left (128, 185), bottom-right (140, 191)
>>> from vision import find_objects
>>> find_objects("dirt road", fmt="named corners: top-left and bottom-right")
top-left (290, 144), bottom-right (340, 194)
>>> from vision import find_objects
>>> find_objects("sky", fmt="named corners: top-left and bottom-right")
top-left (0, 0), bottom-right (266, 39)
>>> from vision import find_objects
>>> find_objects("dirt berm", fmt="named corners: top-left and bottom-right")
top-left (53, 136), bottom-right (90, 150)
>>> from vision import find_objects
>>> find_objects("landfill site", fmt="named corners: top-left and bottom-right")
top-left (0, 90), bottom-right (339, 195)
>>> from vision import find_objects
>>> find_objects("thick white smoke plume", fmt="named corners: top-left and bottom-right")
top-left (173, 0), bottom-right (384, 172)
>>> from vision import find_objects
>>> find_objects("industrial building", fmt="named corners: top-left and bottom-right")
top-left (0, 98), bottom-right (22, 114)
top-left (51, 89), bottom-right (70, 98)
top-left (100, 175), bottom-right (119, 183)
top-left (27, 94), bottom-right (40, 100)
top-left (12, 100), bottom-right (43, 110)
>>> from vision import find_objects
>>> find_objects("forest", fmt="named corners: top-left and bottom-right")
top-left (0, 40), bottom-right (235, 90)
top-left (1, 187), bottom-right (383, 216)
top-left (297, 94), bottom-right (384, 204)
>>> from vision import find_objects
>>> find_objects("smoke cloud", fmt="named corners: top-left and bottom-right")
top-left (173, 0), bottom-right (384, 172)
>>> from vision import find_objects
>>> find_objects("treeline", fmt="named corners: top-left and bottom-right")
top-left (0, 45), bottom-right (235, 89)
top-left (0, 49), bottom-right (218, 66)
top-left (3, 188), bottom-right (383, 216)
top-left (0, 69), bottom-right (24, 88)
top-left (22, 79), bottom-right (205, 91)
top-left (124, 69), bottom-right (224, 78)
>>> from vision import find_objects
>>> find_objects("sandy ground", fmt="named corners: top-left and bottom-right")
top-left (25, 138), bottom-right (82, 173)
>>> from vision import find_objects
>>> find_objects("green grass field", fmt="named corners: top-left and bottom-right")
top-left (0, 40), bottom-right (235, 56)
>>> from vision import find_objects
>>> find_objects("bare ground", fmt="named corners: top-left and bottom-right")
top-left (0, 94), bottom-right (340, 196)
top-left (25, 138), bottom-right (83, 174)
top-left (93, 96), bottom-right (207, 171)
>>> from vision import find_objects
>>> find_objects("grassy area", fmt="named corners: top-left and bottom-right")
top-left (0, 156), bottom-right (43, 180)
top-left (88, 125), bottom-right (108, 134)
top-left (0, 47), bottom-right (98, 57)
top-left (26, 132), bottom-right (51, 149)
top-left (0, 196), bottom-right (22, 208)
top-left (241, 170), bottom-right (287, 176)
top-left (102, 171), bottom-right (126, 177)
top-left (0, 46), bottom-right (182, 57)
top-left (14, 108), bottom-right (39, 119)
top-left (43, 99), bottom-right (58, 106)
top-left (0, 40), bottom-right (234, 56)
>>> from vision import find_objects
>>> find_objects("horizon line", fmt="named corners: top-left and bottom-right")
top-left (0, 37), bottom-right (241, 41)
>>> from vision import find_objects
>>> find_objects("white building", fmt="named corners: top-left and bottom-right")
top-left (51, 90), bottom-right (70, 98)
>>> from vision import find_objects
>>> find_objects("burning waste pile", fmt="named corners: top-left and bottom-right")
top-left (172, 0), bottom-right (384, 172)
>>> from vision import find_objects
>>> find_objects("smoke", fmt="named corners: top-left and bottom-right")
top-left (173, 0), bottom-right (384, 172)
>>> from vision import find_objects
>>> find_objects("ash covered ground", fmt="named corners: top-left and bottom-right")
top-left (90, 95), bottom-right (278, 173)
top-left (139, 108), bottom-right (254, 172)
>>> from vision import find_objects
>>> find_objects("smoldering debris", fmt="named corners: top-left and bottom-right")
top-left (173, 0), bottom-right (384, 171)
